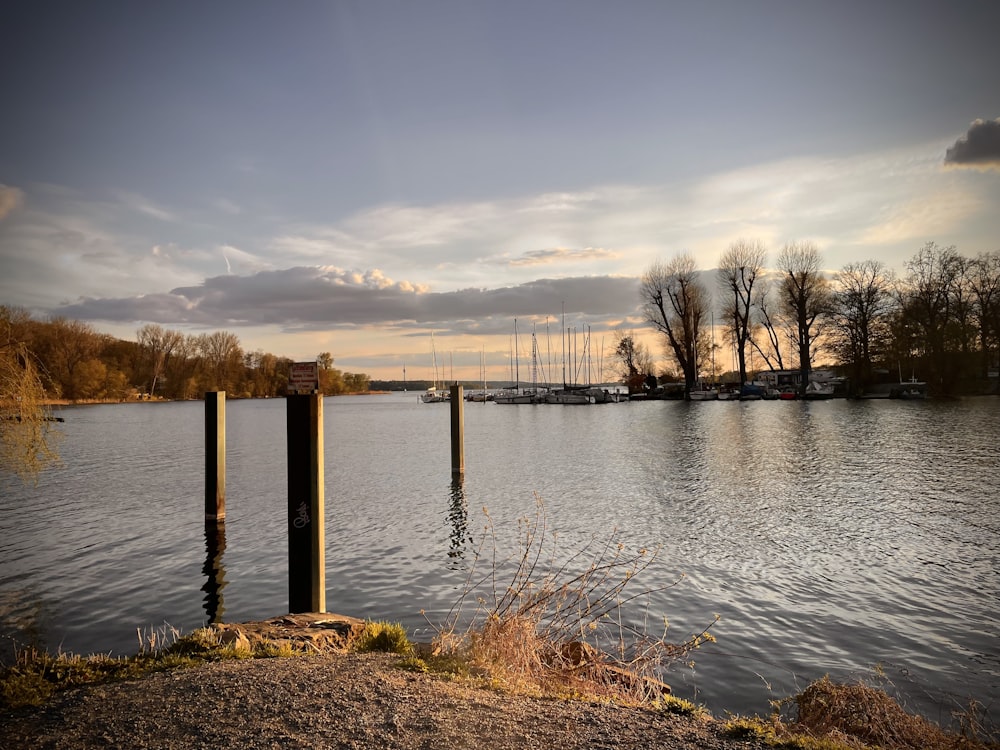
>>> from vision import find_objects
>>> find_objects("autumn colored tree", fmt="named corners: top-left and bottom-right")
top-left (0, 306), bottom-right (60, 482)
top-left (137, 324), bottom-right (185, 397)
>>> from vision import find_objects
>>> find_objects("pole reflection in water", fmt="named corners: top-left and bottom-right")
top-left (201, 521), bottom-right (227, 623)
top-left (447, 477), bottom-right (469, 565)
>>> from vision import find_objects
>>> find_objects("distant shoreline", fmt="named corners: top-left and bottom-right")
top-left (43, 391), bottom-right (392, 407)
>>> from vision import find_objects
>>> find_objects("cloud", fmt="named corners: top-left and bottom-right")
top-left (944, 118), bottom-right (1000, 168)
top-left (0, 184), bottom-right (24, 220)
top-left (115, 191), bottom-right (177, 221)
top-left (53, 266), bottom-right (641, 334)
top-left (500, 246), bottom-right (620, 267)
top-left (858, 187), bottom-right (981, 245)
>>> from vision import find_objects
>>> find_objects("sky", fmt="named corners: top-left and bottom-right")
top-left (2, 1), bottom-right (999, 382)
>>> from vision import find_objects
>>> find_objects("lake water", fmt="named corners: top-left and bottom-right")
top-left (1, 394), bottom-right (998, 722)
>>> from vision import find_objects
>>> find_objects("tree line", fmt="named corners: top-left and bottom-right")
top-left (632, 241), bottom-right (1000, 398)
top-left (0, 307), bottom-right (371, 402)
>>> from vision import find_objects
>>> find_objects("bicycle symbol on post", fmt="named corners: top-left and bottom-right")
top-left (293, 501), bottom-right (310, 529)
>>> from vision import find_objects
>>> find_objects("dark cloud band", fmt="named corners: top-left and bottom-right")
top-left (54, 266), bottom-right (642, 335)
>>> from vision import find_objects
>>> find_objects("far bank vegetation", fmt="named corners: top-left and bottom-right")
top-left (0, 306), bottom-right (370, 403)
top-left (637, 241), bottom-right (1000, 398)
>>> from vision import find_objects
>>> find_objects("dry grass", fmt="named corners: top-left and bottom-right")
top-left (423, 495), bottom-right (718, 707)
top-left (0, 624), bottom-right (299, 710)
top-left (788, 676), bottom-right (997, 750)
top-left (724, 675), bottom-right (999, 750)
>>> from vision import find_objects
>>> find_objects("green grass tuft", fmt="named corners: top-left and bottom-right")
top-left (350, 621), bottom-right (413, 655)
top-left (655, 693), bottom-right (707, 718)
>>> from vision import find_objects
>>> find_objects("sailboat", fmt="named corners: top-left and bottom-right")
top-left (420, 333), bottom-right (449, 403)
top-left (689, 315), bottom-right (719, 400)
top-left (466, 348), bottom-right (491, 402)
top-left (545, 310), bottom-right (592, 404)
top-left (494, 319), bottom-right (536, 404)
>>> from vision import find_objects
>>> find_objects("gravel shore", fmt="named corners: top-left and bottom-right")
top-left (1, 652), bottom-right (765, 749)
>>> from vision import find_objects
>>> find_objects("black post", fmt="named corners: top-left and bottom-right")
top-left (286, 392), bottom-right (326, 613)
top-left (450, 384), bottom-right (464, 476)
top-left (205, 391), bottom-right (226, 522)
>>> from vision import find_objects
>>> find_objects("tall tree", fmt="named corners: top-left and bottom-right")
top-left (717, 239), bottom-right (766, 385)
top-left (969, 251), bottom-right (1000, 378)
top-left (641, 254), bottom-right (708, 398)
top-left (612, 330), bottom-right (653, 394)
top-left (137, 324), bottom-right (185, 397)
top-left (896, 242), bottom-right (967, 393)
top-left (32, 318), bottom-right (102, 399)
top-left (750, 278), bottom-right (786, 372)
top-left (776, 242), bottom-right (830, 396)
top-left (196, 331), bottom-right (243, 393)
top-left (830, 260), bottom-right (897, 395)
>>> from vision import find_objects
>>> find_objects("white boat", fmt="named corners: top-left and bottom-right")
top-left (804, 380), bottom-right (836, 400)
top-left (689, 386), bottom-right (718, 401)
top-left (544, 388), bottom-right (591, 405)
top-left (495, 319), bottom-right (544, 404)
top-left (494, 389), bottom-right (538, 404)
top-left (421, 387), bottom-right (449, 403)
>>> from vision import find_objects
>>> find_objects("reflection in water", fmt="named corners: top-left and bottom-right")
top-left (201, 521), bottom-right (227, 623)
top-left (0, 590), bottom-right (49, 661)
top-left (447, 477), bottom-right (469, 564)
top-left (4, 397), bottom-right (998, 719)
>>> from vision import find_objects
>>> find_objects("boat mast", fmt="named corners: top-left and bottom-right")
top-left (514, 318), bottom-right (520, 391)
top-left (431, 332), bottom-right (439, 390)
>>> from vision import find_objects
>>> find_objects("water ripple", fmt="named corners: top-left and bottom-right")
top-left (1, 395), bottom-right (997, 721)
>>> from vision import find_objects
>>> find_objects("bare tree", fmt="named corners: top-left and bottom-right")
top-left (717, 239), bottom-right (766, 385)
top-left (749, 278), bottom-right (786, 372)
top-left (776, 242), bottom-right (831, 395)
top-left (641, 254), bottom-right (709, 398)
top-left (612, 330), bottom-right (653, 394)
top-left (969, 251), bottom-right (1000, 378)
top-left (897, 242), bottom-right (973, 393)
top-left (830, 260), bottom-right (897, 395)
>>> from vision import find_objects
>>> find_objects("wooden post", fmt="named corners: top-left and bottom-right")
top-left (205, 391), bottom-right (226, 522)
top-left (286, 392), bottom-right (326, 613)
top-left (450, 385), bottom-right (464, 476)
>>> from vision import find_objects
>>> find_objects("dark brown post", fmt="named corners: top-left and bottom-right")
top-left (450, 385), bottom-right (464, 476)
top-left (205, 391), bottom-right (226, 522)
top-left (286, 391), bottom-right (326, 613)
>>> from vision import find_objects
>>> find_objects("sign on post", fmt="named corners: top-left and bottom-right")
top-left (288, 361), bottom-right (319, 394)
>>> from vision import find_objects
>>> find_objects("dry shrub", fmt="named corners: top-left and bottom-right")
top-left (776, 676), bottom-right (999, 750)
top-left (424, 495), bottom-right (718, 704)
